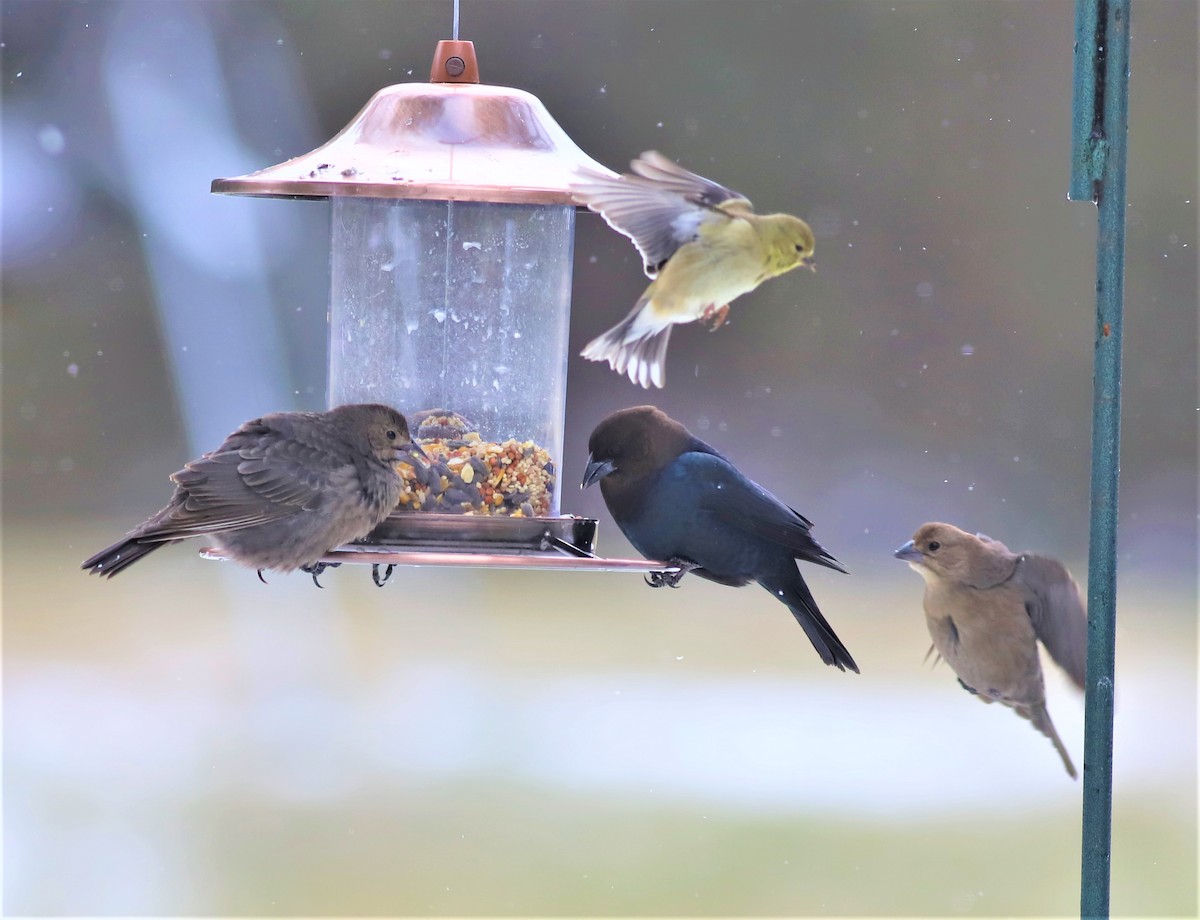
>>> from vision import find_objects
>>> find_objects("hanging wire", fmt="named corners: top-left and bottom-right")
top-left (1068, 0), bottom-right (1131, 917)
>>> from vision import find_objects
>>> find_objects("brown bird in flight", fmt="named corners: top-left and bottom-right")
top-left (82, 404), bottom-right (426, 586)
top-left (894, 522), bottom-right (1088, 778)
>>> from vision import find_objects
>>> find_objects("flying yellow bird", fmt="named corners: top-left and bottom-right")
top-left (572, 151), bottom-right (815, 388)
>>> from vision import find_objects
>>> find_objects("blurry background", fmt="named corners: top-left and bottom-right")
top-left (2, 0), bottom-right (1196, 914)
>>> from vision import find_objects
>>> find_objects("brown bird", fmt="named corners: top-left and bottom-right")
top-left (82, 404), bottom-right (426, 586)
top-left (894, 522), bottom-right (1087, 778)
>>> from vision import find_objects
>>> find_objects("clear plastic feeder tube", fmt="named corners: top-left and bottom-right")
top-left (329, 197), bottom-right (575, 516)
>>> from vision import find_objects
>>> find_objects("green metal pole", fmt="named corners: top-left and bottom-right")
top-left (1068, 0), bottom-right (1130, 917)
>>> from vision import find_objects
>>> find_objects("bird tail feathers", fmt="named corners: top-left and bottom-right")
top-left (1019, 701), bottom-right (1078, 779)
top-left (81, 537), bottom-right (169, 578)
top-left (581, 301), bottom-right (673, 389)
top-left (759, 567), bottom-right (859, 673)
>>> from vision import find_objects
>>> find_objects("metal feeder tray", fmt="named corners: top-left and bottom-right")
top-left (201, 514), bottom-right (677, 575)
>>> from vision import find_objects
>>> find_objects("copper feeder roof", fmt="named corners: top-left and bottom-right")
top-left (211, 40), bottom-right (615, 204)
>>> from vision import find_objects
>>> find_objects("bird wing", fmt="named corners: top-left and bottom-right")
top-left (1016, 554), bottom-right (1088, 689)
top-left (675, 449), bottom-right (847, 573)
top-left (628, 151), bottom-right (751, 209)
top-left (975, 531), bottom-right (1015, 554)
top-left (571, 150), bottom-right (752, 278)
top-left (148, 419), bottom-right (356, 538)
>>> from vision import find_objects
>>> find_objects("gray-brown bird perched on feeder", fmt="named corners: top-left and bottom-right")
top-left (82, 404), bottom-right (426, 587)
top-left (894, 522), bottom-right (1088, 778)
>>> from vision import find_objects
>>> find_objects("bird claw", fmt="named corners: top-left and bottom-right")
top-left (372, 564), bottom-right (395, 587)
top-left (644, 559), bottom-right (698, 588)
top-left (700, 303), bottom-right (730, 331)
top-left (257, 569), bottom-right (268, 585)
top-left (300, 561), bottom-right (341, 588)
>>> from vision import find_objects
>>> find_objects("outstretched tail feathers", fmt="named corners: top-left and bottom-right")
top-left (81, 537), bottom-right (169, 578)
top-left (759, 568), bottom-right (859, 674)
top-left (581, 302), bottom-right (673, 389)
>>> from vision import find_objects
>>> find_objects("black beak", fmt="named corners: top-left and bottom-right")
top-left (581, 454), bottom-right (616, 489)
top-left (893, 539), bottom-right (923, 563)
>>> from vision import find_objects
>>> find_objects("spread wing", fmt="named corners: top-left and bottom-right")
top-left (1016, 553), bottom-right (1088, 689)
top-left (571, 150), bottom-right (752, 277)
top-left (136, 418), bottom-right (354, 540)
top-left (677, 449), bottom-right (846, 573)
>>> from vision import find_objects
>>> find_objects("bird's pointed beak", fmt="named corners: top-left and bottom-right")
top-left (803, 258), bottom-right (816, 273)
top-left (581, 454), bottom-right (616, 489)
top-left (401, 441), bottom-right (430, 466)
top-left (893, 540), bottom-right (923, 564)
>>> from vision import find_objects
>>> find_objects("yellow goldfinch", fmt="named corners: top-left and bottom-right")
top-left (572, 151), bottom-right (815, 388)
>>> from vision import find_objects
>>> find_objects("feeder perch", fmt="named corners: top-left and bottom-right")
top-left (211, 40), bottom-right (669, 575)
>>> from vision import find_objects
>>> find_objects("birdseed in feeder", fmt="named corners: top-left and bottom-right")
top-left (394, 409), bottom-right (555, 518)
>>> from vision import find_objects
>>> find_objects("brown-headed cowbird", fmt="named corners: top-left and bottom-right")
top-left (894, 522), bottom-right (1088, 778)
top-left (583, 406), bottom-right (856, 672)
top-left (571, 151), bottom-right (815, 388)
top-left (82, 404), bottom-right (425, 586)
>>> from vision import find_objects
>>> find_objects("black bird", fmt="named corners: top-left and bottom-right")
top-left (82, 403), bottom-right (426, 586)
top-left (583, 405), bottom-right (857, 672)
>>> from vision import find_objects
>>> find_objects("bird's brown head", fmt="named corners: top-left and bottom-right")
top-left (582, 405), bottom-right (693, 490)
top-left (332, 403), bottom-right (428, 467)
top-left (761, 213), bottom-right (816, 276)
top-left (894, 522), bottom-right (1016, 588)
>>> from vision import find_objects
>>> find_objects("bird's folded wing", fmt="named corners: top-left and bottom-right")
top-left (572, 151), bottom-right (750, 277)
top-left (1017, 554), bottom-right (1088, 689)
top-left (975, 531), bottom-right (1015, 554)
top-left (161, 439), bottom-right (346, 535)
top-left (678, 451), bottom-right (846, 573)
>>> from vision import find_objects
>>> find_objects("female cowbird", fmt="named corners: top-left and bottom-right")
top-left (571, 151), bottom-right (815, 389)
top-left (894, 522), bottom-right (1088, 778)
top-left (583, 406), bottom-right (856, 672)
top-left (82, 404), bottom-right (425, 586)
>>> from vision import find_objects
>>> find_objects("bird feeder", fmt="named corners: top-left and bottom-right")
top-left (211, 40), bottom-right (663, 574)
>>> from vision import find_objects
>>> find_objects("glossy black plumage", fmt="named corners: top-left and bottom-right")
top-left (584, 406), bottom-right (857, 672)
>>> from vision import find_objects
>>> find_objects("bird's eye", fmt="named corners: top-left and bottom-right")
top-left (386, 429), bottom-right (398, 441)
top-left (928, 541), bottom-right (941, 552)
top-left (795, 243), bottom-right (805, 252)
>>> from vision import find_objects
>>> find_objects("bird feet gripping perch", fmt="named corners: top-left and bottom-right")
top-left (300, 561), bottom-right (341, 588)
top-left (372, 564), bottom-right (395, 587)
top-left (645, 558), bottom-right (699, 588)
